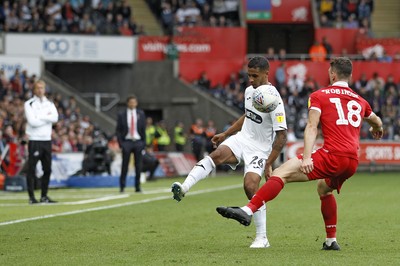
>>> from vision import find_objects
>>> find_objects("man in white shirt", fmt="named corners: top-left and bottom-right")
top-left (24, 80), bottom-right (59, 204)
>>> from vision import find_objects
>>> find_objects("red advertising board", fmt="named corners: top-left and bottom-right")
top-left (244, 0), bottom-right (312, 23)
top-left (286, 142), bottom-right (400, 165)
top-left (356, 37), bottom-right (400, 56)
top-left (137, 27), bottom-right (246, 61)
top-left (268, 61), bottom-right (400, 87)
top-left (315, 28), bottom-right (359, 54)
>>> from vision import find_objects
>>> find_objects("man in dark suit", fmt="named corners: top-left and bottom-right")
top-left (116, 95), bottom-right (146, 192)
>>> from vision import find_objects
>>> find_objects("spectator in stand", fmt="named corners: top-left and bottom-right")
top-left (333, 0), bottom-right (348, 21)
top-left (204, 119), bottom-right (217, 155)
top-left (287, 74), bottom-right (304, 95)
top-left (275, 62), bottom-right (286, 90)
top-left (320, 14), bottom-right (333, 27)
top-left (343, 13), bottom-right (358, 29)
top-left (354, 73), bottom-right (369, 97)
top-left (309, 40), bottom-right (327, 62)
top-left (346, 0), bottom-right (358, 17)
top-left (174, 121), bottom-right (186, 152)
top-left (321, 36), bottom-right (333, 60)
top-left (160, 2), bottom-right (174, 35)
top-left (200, 2), bottom-right (212, 26)
top-left (366, 72), bottom-right (384, 92)
top-left (358, 18), bottom-right (373, 37)
top-left (154, 120), bottom-right (171, 152)
top-left (190, 118), bottom-right (205, 161)
top-left (119, 0), bottom-right (131, 21)
top-left (266, 47), bottom-right (278, 61)
top-left (278, 48), bottom-right (287, 61)
top-left (384, 75), bottom-right (397, 95)
top-left (145, 117), bottom-right (156, 148)
top-left (358, 0), bottom-right (371, 24)
top-left (119, 20), bottom-right (133, 36)
top-left (379, 50), bottom-right (393, 63)
top-left (319, 0), bottom-right (334, 20)
top-left (197, 71), bottom-right (211, 91)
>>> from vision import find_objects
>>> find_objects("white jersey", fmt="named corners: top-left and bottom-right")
top-left (238, 84), bottom-right (287, 154)
top-left (24, 95), bottom-right (59, 141)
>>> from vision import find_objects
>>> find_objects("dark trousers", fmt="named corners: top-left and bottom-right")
top-left (120, 140), bottom-right (145, 191)
top-left (27, 141), bottom-right (52, 199)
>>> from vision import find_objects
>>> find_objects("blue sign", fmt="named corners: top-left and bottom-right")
top-left (246, 0), bottom-right (271, 11)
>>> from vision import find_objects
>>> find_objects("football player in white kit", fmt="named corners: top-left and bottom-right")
top-left (171, 56), bottom-right (287, 248)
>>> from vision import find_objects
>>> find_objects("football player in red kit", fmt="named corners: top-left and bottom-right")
top-left (217, 57), bottom-right (384, 251)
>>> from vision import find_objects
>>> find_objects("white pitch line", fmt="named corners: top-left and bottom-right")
top-left (0, 184), bottom-right (241, 226)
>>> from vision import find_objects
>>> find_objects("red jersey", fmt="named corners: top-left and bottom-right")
top-left (309, 81), bottom-right (373, 159)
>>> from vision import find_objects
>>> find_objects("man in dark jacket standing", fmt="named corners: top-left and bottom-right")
top-left (116, 95), bottom-right (146, 192)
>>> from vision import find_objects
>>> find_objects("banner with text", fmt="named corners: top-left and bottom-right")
top-left (286, 142), bottom-right (400, 165)
top-left (137, 27), bottom-right (246, 61)
top-left (245, 0), bottom-right (312, 23)
top-left (0, 55), bottom-right (43, 80)
top-left (5, 34), bottom-right (135, 63)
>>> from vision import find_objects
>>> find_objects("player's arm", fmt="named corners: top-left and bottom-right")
top-left (212, 115), bottom-right (245, 146)
top-left (365, 113), bottom-right (383, 140)
top-left (300, 109), bottom-right (320, 174)
top-left (264, 129), bottom-right (287, 179)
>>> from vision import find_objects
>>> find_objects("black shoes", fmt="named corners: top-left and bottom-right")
top-left (322, 241), bottom-right (341, 251)
top-left (40, 196), bottom-right (57, 203)
top-left (216, 206), bottom-right (252, 226)
top-left (29, 198), bottom-right (39, 204)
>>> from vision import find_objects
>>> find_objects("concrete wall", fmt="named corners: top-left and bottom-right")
top-left (45, 61), bottom-right (241, 140)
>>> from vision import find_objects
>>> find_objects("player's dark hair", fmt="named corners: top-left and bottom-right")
top-left (126, 94), bottom-right (137, 103)
top-left (330, 57), bottom-right (352, 79)
top-left (248, 56), bottom-right (270, 71)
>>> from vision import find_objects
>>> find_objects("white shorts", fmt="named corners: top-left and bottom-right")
top-left (220, 134), bottom-right (269, 177)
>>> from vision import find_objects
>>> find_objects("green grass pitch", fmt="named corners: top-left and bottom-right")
top-left (0, 172), bottom-right (399, 265)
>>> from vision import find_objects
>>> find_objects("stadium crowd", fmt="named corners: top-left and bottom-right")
top-left (147, 0), bottom-right (240, 35)
top-left (317, 0), bottom-right (374, 34)
top-left (0, 0), bottom-right (144, 35)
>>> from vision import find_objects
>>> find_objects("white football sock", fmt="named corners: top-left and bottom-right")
top-left (325, 238), bottom-right (337, 245)
top-left (241, 206), bottom-right (254, 216)
top-left (253, 204), bottom-right (267, 238)
top-left (181, 156), bottom-right (215, 193)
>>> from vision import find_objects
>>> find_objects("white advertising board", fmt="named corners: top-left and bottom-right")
top-left (5, 34), bottom-right (135, 63)
top-left (0, 55), bottom-right (43, 79)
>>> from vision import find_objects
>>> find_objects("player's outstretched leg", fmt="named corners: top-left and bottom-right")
top-left (171, 182), bottom-right (185, 202)
top-left (216, 206), bottom-right (252, 226)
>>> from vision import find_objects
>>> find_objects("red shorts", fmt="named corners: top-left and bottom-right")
top-left (297, 148), bottom-right (358, 193)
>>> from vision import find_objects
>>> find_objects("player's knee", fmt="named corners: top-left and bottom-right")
top-left (317, 179), bottom-right (332, 196)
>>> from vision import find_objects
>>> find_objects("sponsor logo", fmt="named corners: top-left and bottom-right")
top-left (276, 116), bottom-right (285, 123)
top-left (141, 42), bottom-right (211, 53)
top-left (43, 38), bottom-right (69, 55)
top-left (245, 109), bottom-right (263, 124)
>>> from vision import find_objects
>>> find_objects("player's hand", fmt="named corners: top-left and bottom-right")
top-left (211, 133), bottom-right (227, 147)
top-left (300, 157), bottom-right (314, 174)
top-left (264, 164), bottom-right (272, 181)
top-left (369, 126), bottom-right (383, 140)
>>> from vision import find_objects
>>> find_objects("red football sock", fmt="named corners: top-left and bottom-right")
top-left (247, 176), bottom-right (284, 213)
top-left (320, 194), bottom-right (337, 238)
